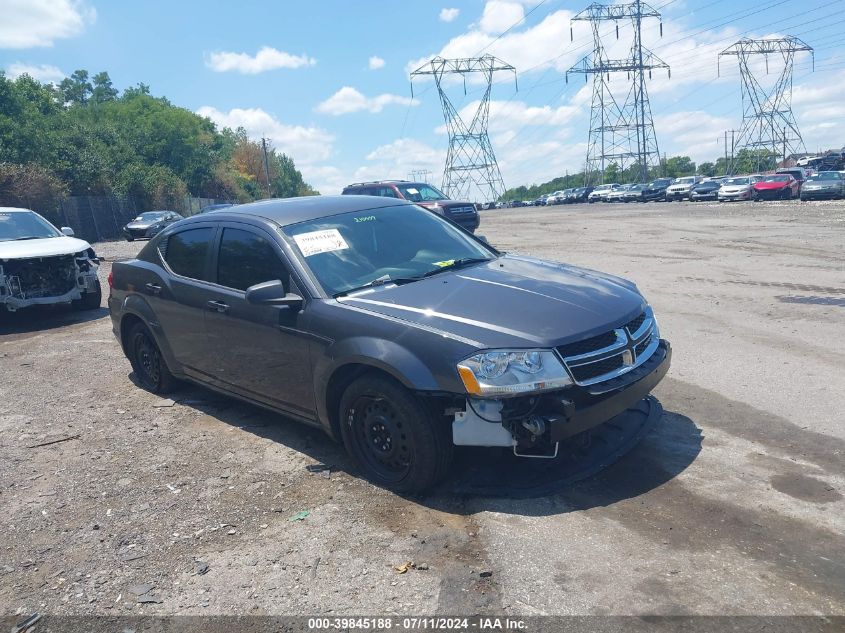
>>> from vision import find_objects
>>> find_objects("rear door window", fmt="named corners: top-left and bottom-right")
top-left (164, 228), bottom-right (214, 281)
top-left (217, 228), bottom-right (289, 292)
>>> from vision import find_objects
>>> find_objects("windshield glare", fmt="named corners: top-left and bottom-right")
top-left (284, 205), bottom-right (494, 296)
top-left (0, 211), bottom-right (61, 242)
top-left (396, 184), bottom-right (447, 202)
top-left (134, 212), bottom-right (168, 222)
top-left (723, 178), bottom-right (749, 185)
top-left (764, 175), bottom-right (789, 182)
top-left (808, 172), bottom-right (840, 181)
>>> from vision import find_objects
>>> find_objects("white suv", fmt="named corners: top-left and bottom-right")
top-left (588, 183), bottom-right (621, 202)
top-left (665, 176), bottom-right (704, 201)
top-left (0, 207), bottom-right (101, 312)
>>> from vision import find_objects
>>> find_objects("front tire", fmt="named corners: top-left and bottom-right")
top-left (127, 321), bottom-right (176, 394)
top-left (72, 280), bottom-right (102, 310)
top-left (339, 374), bottom-right (452, 492)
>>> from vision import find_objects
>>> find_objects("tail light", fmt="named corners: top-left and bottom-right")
top-left (107, 271), bottom-right (114, 290)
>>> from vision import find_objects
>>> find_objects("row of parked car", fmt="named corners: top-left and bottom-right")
top-left (530, 168), bottom-right (845, 205)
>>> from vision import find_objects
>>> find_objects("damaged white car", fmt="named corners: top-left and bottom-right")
top-left (0, 207), bottom-right (101, 312)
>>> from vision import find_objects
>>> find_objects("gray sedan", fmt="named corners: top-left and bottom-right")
top-left (800, 171), bottom-right (845, 200)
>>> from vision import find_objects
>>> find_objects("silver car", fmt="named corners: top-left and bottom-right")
top-left (800, 171), bottom-right (845, 200)
top-left (718, 175), bottom-right (763, 202)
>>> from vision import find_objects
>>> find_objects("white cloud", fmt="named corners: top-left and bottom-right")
top-left (196, 106), bottom-right (334, 163)
top-left (205, 46), bottom-right (316, 74)
top-left (368, 56), bottom-right (385, 70)
top-left (654, 111), bottom-right (734, 163)
top-left (479, 1), bottom-right (524, 34)
top-left (316, 86), bottom-right (418, 115)
top-left (5, 62), bottom-right (65, 83)
top-left (439, 7), bottom-right (460, 23)
top-left (0, 0), bottom-right (95, 49)
top-left (437, 100), bottom-right (579, 135)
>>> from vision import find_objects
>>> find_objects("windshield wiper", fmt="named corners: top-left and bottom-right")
top-left (420, 257), bottom-right (493, 278)
top-left (334, 275), bottom-right (423, 297)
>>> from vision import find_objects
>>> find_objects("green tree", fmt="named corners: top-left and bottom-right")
top-left (59, 69), bottom-right (92, 105)
top-left (91, 71), bottom-right (118, 103)
top-left (664, 155), bottom-right (696, 178)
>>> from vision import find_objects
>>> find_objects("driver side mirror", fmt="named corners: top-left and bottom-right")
top-left (60, 227), bottom-right (75, 237)
top-left (245, 279), bottom-right (303, 310)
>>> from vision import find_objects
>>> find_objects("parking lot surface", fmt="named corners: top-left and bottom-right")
top-left (1, 199), bottom-right (843, 616)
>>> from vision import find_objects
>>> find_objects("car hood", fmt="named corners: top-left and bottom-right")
top-left (804, 182), bottom-right (837, 188)
top-left (126, 220), bottom-right (159, 229)
top-left (754, 181), bottom-right (788, 189)
top-left (721, 185), bottom-right (750, 191)
top-left (336, 255), bottom-right (645, 348)
top-left (418, 201), bottom-right (475, 211)
top-left (0, 235), bottom-right (91, 260)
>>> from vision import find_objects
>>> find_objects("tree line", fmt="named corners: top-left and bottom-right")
top-left (501, 149), bottom-right (780, 201)
top-left (0, 69), bottom-right (317, 214)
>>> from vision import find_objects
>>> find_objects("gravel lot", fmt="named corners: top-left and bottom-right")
top-left (1, 199), bottom-right (843, 617)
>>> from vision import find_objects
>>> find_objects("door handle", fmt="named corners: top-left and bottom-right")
top-left (145, 283), bottom-right (162, 295)
top-left (206, 300), bottom-right (229, 313)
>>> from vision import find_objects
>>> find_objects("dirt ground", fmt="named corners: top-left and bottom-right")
top-left (1, 199), bottom-right (843, 617)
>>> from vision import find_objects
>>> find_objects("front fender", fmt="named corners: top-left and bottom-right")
top-left (313, 336), bottom-right (446, 431)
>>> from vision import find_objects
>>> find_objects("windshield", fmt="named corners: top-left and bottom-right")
top-left (808, 172), bottom-right (841, 181)
top-left (0, 210), bottom-right (61, 242)
top-left (763, 175), bottom-right (789, 182)
top-left (674, 177), bottom-right (696, 185)
top-left (395, 184), bottom-right (448, 202)
top-left (723, 177), bottom-right (749, 185)
top-left (134, 212), bottom-right (168, 222)
top-left (651, 179), bottom-right (672, 187)
top-left (283, 205), bottom-right (495, 297)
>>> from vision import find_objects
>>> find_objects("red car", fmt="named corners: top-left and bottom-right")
top-left (752, 174), bottom-right (801, 200)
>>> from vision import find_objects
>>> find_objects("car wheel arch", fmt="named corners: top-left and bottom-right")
top-left (118, 301), bottom-right (180, 376)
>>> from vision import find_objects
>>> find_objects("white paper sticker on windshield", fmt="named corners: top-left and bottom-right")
top-left (406, 188), bottom-right (419, 195)
top-left (293, 229), bottom-right (349, 257)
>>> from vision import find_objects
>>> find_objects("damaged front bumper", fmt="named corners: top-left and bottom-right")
top-left (452, 340), bottom-right (671, 456)
top-left (0, 254), bottom-right (99, 312)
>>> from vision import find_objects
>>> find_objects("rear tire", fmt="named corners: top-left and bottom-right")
top-left (339, 374), bottom-right (452, 493)
top-left (127, 321), bottom-right (176, 394)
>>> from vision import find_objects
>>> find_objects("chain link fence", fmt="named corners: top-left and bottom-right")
top-left (56, 196), bottom-right (233, 244)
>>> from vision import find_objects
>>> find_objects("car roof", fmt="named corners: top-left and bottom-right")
top-left (0, 207), bottom-right (33, 213)
top-left (199, 195), bottom-right (413, 227)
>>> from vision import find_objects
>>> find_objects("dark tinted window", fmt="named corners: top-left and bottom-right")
top-left (217, 228), bottom-right (288, 291)
top-left (164, 228), bottom-right (214, 280)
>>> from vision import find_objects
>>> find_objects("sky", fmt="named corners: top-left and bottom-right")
top-left (1, 0), bottom-right (844, 197)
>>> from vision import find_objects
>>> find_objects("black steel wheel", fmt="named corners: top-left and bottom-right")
top-left (127, 322), bottom-right (175, 393)
top-left (339, 374), bottom-right (452, 492)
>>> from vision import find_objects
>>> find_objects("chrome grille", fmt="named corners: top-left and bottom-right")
top-left (557, 309), bottom-right (659, 386)
top-left (448, 206), bottom-right (476, 214)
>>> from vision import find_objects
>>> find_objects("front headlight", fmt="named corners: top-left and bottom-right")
top-left (456, 350), bottom-right (572, 398)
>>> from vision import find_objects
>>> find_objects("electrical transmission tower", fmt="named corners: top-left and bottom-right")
top-left (718, 37), bottom-right (813, 171)
top-left (567, 0), bottom-right (669, 184)
top-left (411, 56), bottom-right (516, 203)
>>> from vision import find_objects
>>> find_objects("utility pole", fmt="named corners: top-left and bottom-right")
top-left (567, 0), bottom-right (669, 184)
top-left (261, 137), bottom-right (272, 198)
top-left (411, 55), bottom-right (517, 203)
top-left (719, 130), bottom-right (739, 174)
top-left (719, 37), bottom-right (813, 173)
